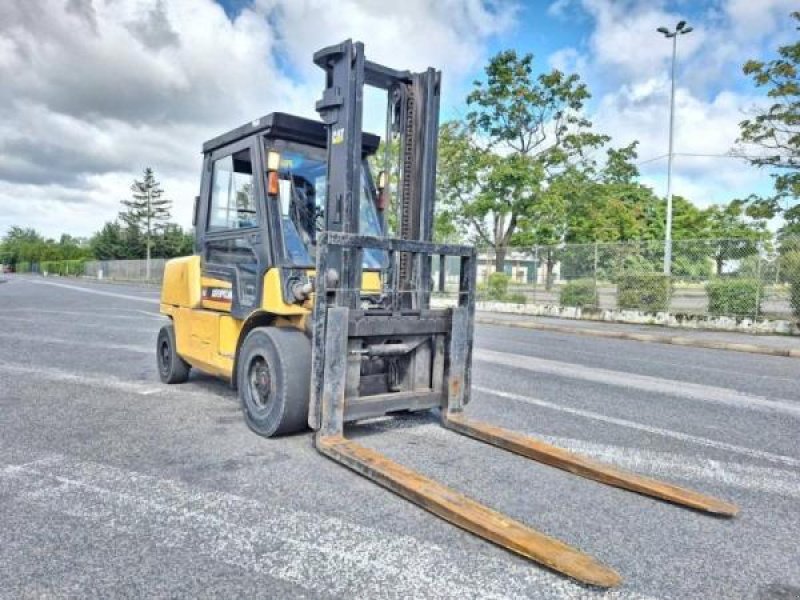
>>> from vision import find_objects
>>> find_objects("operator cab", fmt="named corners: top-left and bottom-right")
top-left (194, 112), bottom-right (384, 317)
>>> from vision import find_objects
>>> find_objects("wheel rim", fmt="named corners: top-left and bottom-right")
top-left (158, 339), bottom-right (171, 373)
top-left (248, 356), bottom-right (273, 410)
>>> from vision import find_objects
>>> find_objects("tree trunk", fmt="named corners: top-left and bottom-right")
top-left (545, 248), bottom-right (555, 291)
top-left (494, 245), bottom-right (506, 273)
top-left (146, 188), bottom-right (152, 281)
top-left (716, 255), bottom-right (724, 276)
top-left (146, 241), bottom-right (151, 281)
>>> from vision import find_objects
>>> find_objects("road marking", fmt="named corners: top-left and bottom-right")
top-left (367, 417), bottom-right (800, 496)
top-left (539, 434), bottom-right (800, 499)
top-left (0, 332), bottom-right (151, 354)
top-left (26, 279), bottom-right (159, 305)
top-left (0, 361), bottom-right (235, 407)
top-left (0, 314), bottom-right (158, 333)
top-left (138, 388), bottom-right (162, 395)
top-left (132, 308), bottom-right (165, 319)
top-left (1, 455), bottom-right (653, 600)
top-left (1, 307), bottom-right (164, 321)
top-left (474, 386), bottom-right (800, 468)
top-left (0, 362), bottom-right (175, 397)
top-left (489, 335), bottom-right (800, 384)
top-left (474, 348), bottom-right (800, 418)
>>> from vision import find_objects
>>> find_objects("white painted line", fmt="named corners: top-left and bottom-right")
top-left (496, 337), bottom-right (800, 384)
top-left (474, 386), bottom-right (800, 469)
top-left (538, 434), bottom-right (800, 499)
top-left (0, 332), bottom-right (151, 354)
top-left (0, 314), bottom-right (158, 333)
top-left (1, 308), bottom-right (164, 321)
top-left (1, 455), bottom-right (653, 600)
top-left (474, 348), bottom-right (800, 418)
top-left (0, 361), bottom-right (231, 404)
top-left (374, 419), bottom-right (800, 497)
top-left (26, 279), bottom-right (159, 305)
top-left (0, 362), bottom-right (167, 397)
top-left (132, 309), bottom-right (166, 320)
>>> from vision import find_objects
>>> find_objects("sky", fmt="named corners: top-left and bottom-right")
top-left (0, 0), bottom-right (797, 239)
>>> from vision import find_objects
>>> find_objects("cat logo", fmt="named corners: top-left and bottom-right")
top-left (202, 287), bottom-right (232, 303)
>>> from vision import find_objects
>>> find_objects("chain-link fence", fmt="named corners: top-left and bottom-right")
top-left (15, 258), bottom-right (166, 284)
top-left (462, 236), bottom-right (800, 322)
top-left (83, 259), bottom-right (166, 283)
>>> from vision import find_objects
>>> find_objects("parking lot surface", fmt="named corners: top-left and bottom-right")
top-left (1, 276), bottom-right (799, 599)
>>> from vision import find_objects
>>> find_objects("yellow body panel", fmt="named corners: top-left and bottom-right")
top-left (362, 271), bottom-right (381, 293)
top-left (160, 255), bottom-right (381, 380)
top-left (305, 269), bottom-right (381, 293)
top-left (261, 268), bottom-right (310, 316)
top-left (170, 307), bottom-right (234, 378)
top-left (160, 256), bottom-right (201, 308)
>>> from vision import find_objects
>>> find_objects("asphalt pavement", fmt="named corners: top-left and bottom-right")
top-left (1, 275), bottom-right (799, 599)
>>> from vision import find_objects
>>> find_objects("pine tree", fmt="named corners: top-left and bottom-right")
top-left (120, 167), bottom-right (172, 278)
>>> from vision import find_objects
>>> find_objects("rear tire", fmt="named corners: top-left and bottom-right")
top-left (237, 326), bottom-right (311, 437)
top-left (157, 323), bottom-right (191, 384)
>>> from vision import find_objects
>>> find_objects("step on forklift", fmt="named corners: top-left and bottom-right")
top-left (157, 40), bottom-right (737, 587)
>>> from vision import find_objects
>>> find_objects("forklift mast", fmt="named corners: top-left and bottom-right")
top-left (308, 39), bottom-right (476, 434)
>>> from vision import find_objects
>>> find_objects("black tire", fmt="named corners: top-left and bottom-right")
top-left (237, 326), bottom-right (311, 437)
top-left (157, 323), bottom-right (191, 384)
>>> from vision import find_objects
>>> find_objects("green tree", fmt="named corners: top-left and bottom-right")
top-left (122, 223), bottom-right (147, 259)
top-left (704, 198), bottom-right (769, 274)
top-left (0, 227), bottom-right (90, 268)
top-left (0, 227), bottom-right (46, 266)
top-left (90, 222), bottom-right (128, 260)
top-left (439, 50), bottom-right (607, 271)
top-left (56, 234), bottom-right (90, 260)
top-left (152, 223), bottom-right (195, 258)
top-left (556, 142), bottom-right (655, 244)
top-left (120, 167), bottom-right (172, 277)
top-left (737, 11), bottom-right (799, 215)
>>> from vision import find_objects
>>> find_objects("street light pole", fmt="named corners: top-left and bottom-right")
top-left (657, 21), bottom-right (693, 275)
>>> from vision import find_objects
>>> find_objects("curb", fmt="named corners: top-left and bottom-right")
top-left (475, 317), bottom-right (800, 359)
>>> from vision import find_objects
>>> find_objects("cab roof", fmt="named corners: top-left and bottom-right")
top-left (202, 112), bottom-right (381, 155)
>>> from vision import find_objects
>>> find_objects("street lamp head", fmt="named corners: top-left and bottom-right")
top-left (676, 20), bottom-right (687, 31)
top-left (681, 26), bottom-right (694, 34)
top-left (657, 26), bottom-right (670, 35)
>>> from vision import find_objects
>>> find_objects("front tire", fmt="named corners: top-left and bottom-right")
top-left (157, 323), bottom-right (191, 384)
top-left (237, 326), bottom-right (311, 437)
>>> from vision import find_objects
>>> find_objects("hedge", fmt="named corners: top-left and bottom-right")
top-left (40, 259), bottom-right (87, 276)
top-left (560, 279), bottom-right (597, 308)
top-left (505, 291), bottom-right (527, 305)
top-left (486, 272), bottom-right (509, 301)
top-left (617, 274), bottom-right (672, 312)
top-left (706, 278), bottom-right (762, 318)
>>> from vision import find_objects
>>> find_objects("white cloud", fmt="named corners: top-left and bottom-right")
top-left (546, 0), bottom-right (793, 211)
top-left (264, 0), bottom-right (515, 79)
top-left (0, 0), bottom-right (515, 238)
top-left (547, 47), bottom-right (587, 74)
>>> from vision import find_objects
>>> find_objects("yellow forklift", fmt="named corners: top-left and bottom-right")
top-left (157, 40), bottom-right (737, 587)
